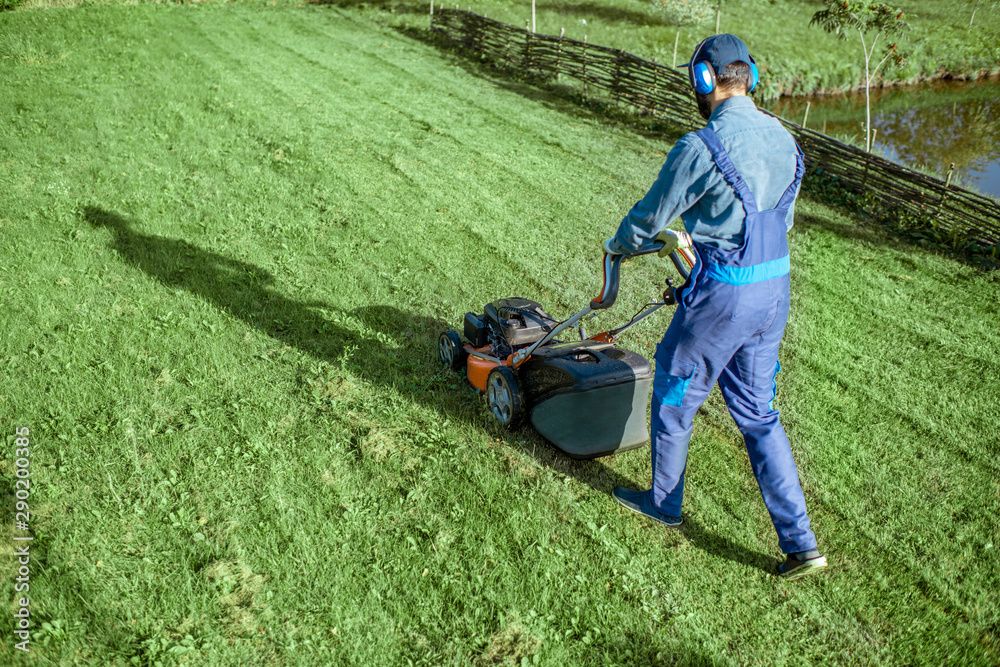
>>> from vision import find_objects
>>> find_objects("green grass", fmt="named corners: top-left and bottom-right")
top-left (10, 0), bottom-right (1000, 98)
top-left (1, 3), bottom-right (998, 665)
top-left (389, 0), bottom-right (1000, 99)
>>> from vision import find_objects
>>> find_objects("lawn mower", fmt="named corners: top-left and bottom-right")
top-left (437, 245), bottom-right (695, 459)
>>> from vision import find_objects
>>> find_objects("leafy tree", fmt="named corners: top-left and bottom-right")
top-left (811, 1), bottom-right (910, 153)
top-left (652, 0), bottom-right (714, 66)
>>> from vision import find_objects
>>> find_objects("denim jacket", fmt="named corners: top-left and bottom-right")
top-left (609, 96), bottom-right (801, 253)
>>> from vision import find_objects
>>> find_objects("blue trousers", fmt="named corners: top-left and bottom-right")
top-left (650, 274), bottom-right (817, 554)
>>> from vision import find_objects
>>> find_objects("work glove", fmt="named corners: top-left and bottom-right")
top-left (655, 229), bottom-right (693, 257)
top-left (602, 237), bottom-right (623, 256)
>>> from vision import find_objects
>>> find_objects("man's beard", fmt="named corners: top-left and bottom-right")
top-left (696, 94), bottom-right (713, 121)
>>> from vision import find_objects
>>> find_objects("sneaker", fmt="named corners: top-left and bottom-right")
top-left (777, 550), bottom-right (828, 580)
top-left (612, 487), bottom-right (682, 527)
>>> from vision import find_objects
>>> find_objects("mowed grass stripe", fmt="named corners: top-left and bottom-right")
top-left (782, 215), bottom-right (1000, 653)
top-left (181, 5), bottom-right (674, 312)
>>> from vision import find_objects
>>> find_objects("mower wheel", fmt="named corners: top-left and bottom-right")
top-left (438, 330), bottom-right (467, 371)
top-left (486, 366), bottom-right (524, 428)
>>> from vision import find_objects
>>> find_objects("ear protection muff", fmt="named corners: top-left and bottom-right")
top-left (691, 60), bottom-right (717, 95)
top-left (747, 54), bottom-right (759, 94)
top-left (688, 38), bottom-right (715, 95)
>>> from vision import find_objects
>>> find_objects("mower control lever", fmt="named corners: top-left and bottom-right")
top-left (663, 278), bottom-right (677, 306)
top-left (590, 242), bottom-right (671, 310)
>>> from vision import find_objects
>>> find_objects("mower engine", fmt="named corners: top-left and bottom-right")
top-left (443, 296), bottom-right (654, 459)
top-left (438, 245), bottom-right (693, 460)
top-left (463, 297), bottom-right (556, 358)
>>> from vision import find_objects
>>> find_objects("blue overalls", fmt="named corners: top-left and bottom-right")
top-left (650, 128), bottom-right (817, 555)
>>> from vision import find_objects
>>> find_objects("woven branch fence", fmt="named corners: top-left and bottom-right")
top-left (430, 8), bottom-right (1000, 249)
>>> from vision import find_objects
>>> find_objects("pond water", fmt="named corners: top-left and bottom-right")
top-left (765, 78), bottom-right (1000, 199)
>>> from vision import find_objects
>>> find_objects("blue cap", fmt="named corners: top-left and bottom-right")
top-left (684, 34), bottom-right (757, 94)
top-left (684, 34), bottom-right (752, 73)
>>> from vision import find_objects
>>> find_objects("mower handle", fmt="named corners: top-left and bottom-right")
top-left (514, 244), bottom-right (691, 365)
top-left (591, 242), bottom-right (689, 310)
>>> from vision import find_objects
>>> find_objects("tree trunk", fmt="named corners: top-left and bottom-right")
top-left (864, 62), bottom-right (872, 152)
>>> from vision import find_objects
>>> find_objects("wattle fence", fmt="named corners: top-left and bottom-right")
top-left (429, 8), bottom-right (1000, 251)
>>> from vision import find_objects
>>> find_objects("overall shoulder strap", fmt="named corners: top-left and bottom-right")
top-left (694, 128), bottom-right (759, 215)
top-left (775, 140), bottom-right (805, 211)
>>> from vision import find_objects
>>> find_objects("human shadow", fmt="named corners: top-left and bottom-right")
top-left (86, 205), bottom-right (774, 573)
top-left (85, 206), bottom-right (356, 360)
top-left (84, 206), bottom-right (472, 385)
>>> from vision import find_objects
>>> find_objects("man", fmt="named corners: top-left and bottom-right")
top-left (603, 34), bottom-right (826, 580)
